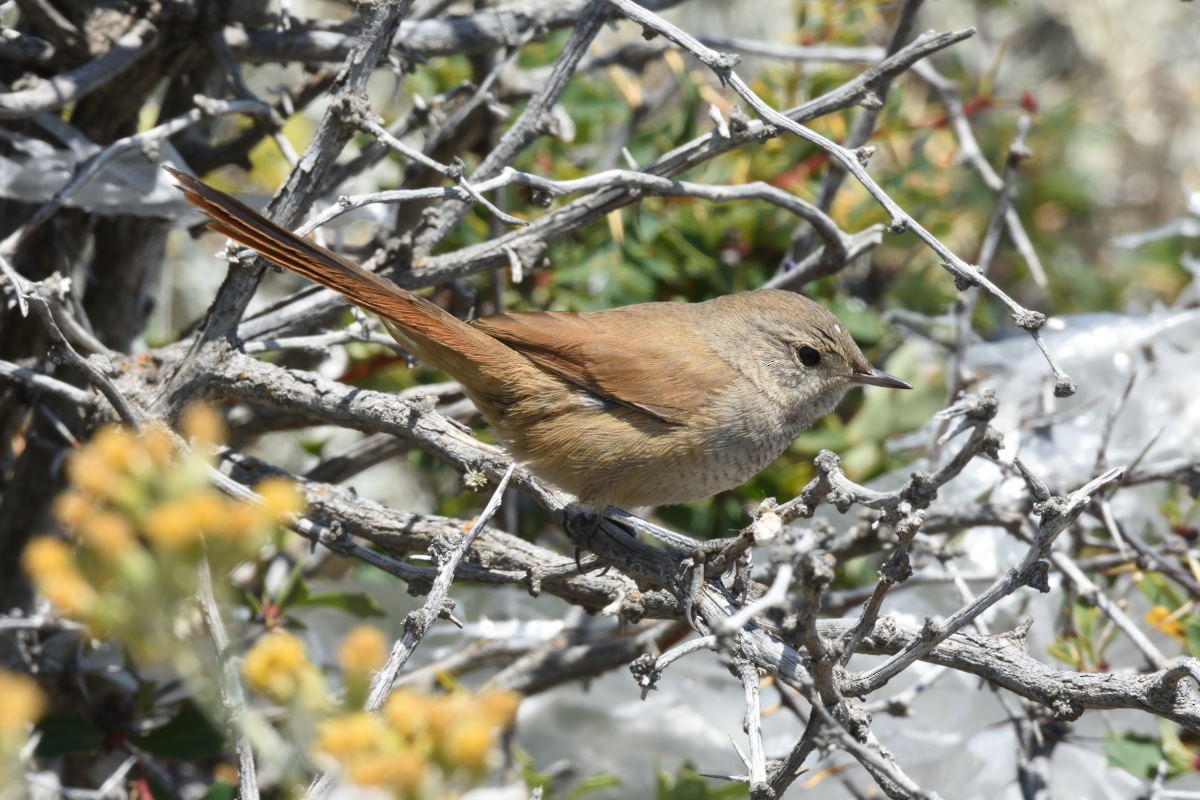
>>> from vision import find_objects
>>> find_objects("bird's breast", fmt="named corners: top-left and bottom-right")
top-left (490, 385), bottom-right (806, 508)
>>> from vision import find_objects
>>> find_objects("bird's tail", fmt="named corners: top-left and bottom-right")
top-left (168, 166), bottom-right (528, 403)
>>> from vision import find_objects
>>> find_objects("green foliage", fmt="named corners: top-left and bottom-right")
top-left (1139, 571), bottom-right (1184, 611)
top-left (34, 712), bottom-right (105, 758)
top-left (1045, 600), bottom-right (1112, 671)
top-left (129, 702), bottom-right (226, 760)
top-left (1105, 732), bottom-right (1163, 780)
top-left (1105, 719), bottom-right (1200, 783)
top-left (281, 580), bottom-right (388, 619)
top-left (199, 782), bottom-right (237, 800)
top-left (516, 749), bottom-right (622, 799)
top-left (656, 763), bottom-right (749, 800)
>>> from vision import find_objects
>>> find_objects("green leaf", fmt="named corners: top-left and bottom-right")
top-left (563, 773), bottom-right (622, 800)
top-left (275, 562), bottom-right (311, 609)
top-left (656, 764), bottom-right (748, 800)
top-left (1184, 616), bottom-right (1200, 658)
top-left (299, 438), bottom-right (327, 457)
top-left (1104, 731), bottom-right (1162, 779)
top-left (1074, 601), bottom-right (1101, 642)
top-left (657, 767), bottom-right (707, 800)
top-left (200, 782), bottom-right (237, 800)
top-left (1045, 640), bottom-right (1078, 668)
top-left (707, 780), bottom-right (755, 800)
top-left (130, 702), bottom-right (226, 760)
top-left (1138, 573), bottom-right (1184, 610)
top-left (288, 582), bottom-right (387, 618)
top-left (34, 712), bottom-right (104, 757)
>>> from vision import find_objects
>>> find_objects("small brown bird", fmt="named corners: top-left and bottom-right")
top-left (169, 168), bottom-right (910, 509)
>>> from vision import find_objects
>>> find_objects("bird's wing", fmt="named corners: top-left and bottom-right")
top-left (471, 305), bottom-right (732, 425)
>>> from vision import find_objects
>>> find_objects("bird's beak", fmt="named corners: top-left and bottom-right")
top-left (849, 367), bottom-right (911, 390)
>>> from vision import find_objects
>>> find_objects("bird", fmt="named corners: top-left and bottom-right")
top-left (168, 167), bottom-right (910, 509)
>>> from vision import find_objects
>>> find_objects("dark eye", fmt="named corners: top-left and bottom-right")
top-left (796, 345), bottom-right (821, 367)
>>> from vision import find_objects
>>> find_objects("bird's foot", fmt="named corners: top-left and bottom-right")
top-left (563, 503), bottom-right (609, 575)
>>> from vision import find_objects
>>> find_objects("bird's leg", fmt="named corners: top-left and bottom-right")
top-left (562, 503), bottom-right (608, 575)
top-left (677, 550), bottom-right (709, 631)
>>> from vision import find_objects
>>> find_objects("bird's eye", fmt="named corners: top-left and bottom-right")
top-left (796, 345), bottom-right (821, 367)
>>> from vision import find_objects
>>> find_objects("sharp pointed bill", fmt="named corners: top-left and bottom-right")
top-left (849, 367), bottom-right (912, 390)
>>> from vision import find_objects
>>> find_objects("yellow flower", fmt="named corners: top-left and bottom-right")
top-left (422, 693), bottom-right (469, 742)
top-left (182, 491), bottom-right (231, 535)
top-left (53, 491), bottom-right (94, 527)
top-left (1146, 605), bottom-right (1186, 641)
top-left (441, 718), bottom-right (495, 770)
top-left (0, 671), bottom-right (45, 739)
top-left (40, 570), bottom-right (96, 618)
top-left (256, 477), bottom-right (304, 521)
top-left (141, 425), bottom-right (177, 468)
top-left (21, 537), bottom-right (75, 578)
top-left (76, 511), bottom-right (135, 558)
top-left (88, 426), bottom-right (138, 474)
top-left (349, 750), bottom-right (424, 791)
top-left (66, 448), bottom-right (120, 499)
top-left (383, 689), bottom-right (430, 740)
top-left (181, 403), bottom-right (227, 447)
top-left (317, 712), bottom-right (388, 759)
top-left (22, 538), bottom-right (95, 618)
top-left (142, 500), bottom-right (201, 549)
top-left (243, 630), bottom-right (310, 702)
top-left (225, 501), bottom-right (266, 538)
top-left (339, 626), bottom-right (387, 679)
top-left (476, 690), bottom-right (520, 728)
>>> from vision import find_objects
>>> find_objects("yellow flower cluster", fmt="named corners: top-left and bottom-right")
top-left (338, 625), bottom-right (388, 679)
top-left (21, 537), bottom-right (95, 618)
top-left (338, 625), bottom-right (388, 706)
top-left (1146, 605), bottom-right (1186, 641)
top-left (315, 684), bottom-right (521, 798)
top-left (23, 407), bottom-right (305, 642)
top-left (240, 624), bottom-right (519, 796)
top-left (0, 671), bottom-right (46, 784)
top-left (243, 630), bottom-right (327, 708)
